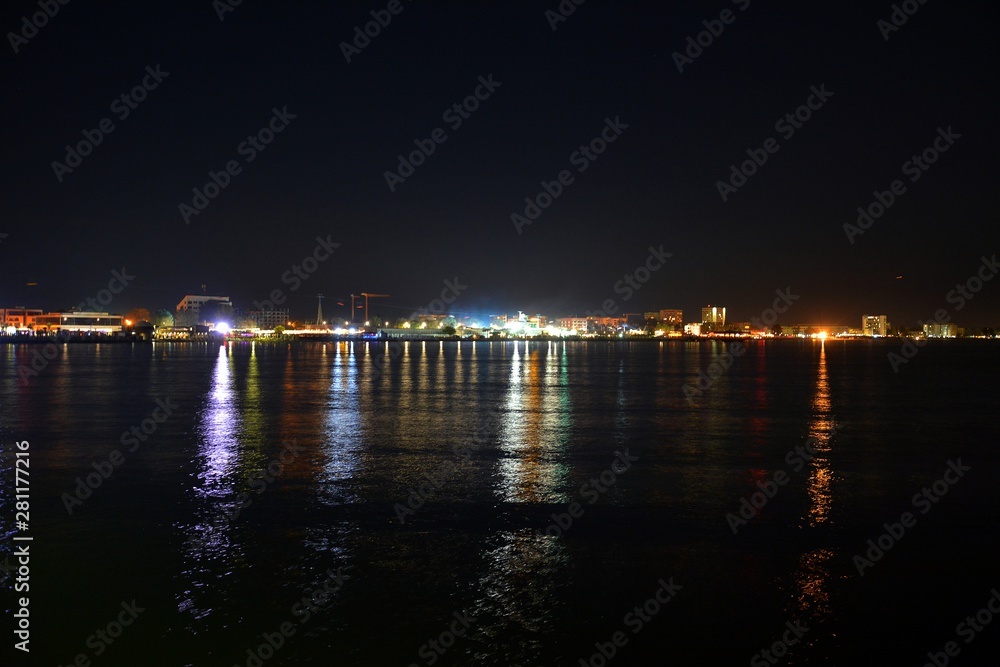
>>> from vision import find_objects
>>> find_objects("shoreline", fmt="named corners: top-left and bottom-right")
top-left (1, 335), bottom-right (995, 345)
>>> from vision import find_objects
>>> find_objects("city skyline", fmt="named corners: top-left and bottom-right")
top-left (2, 3), bottom-right (998, 328)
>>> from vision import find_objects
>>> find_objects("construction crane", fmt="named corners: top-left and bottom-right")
top-left (315, 294), bottom-right (324, 326)
top-left (349, 294), bottom-right (364, 323)
top-left (360, 293), bottom-right (389, 323)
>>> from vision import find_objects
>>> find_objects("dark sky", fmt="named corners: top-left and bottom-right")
top-left (3, 1), bottom-right (998, 328)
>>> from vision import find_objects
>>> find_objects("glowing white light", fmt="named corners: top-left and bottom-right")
top-left (215, 322), bottom-right (231, 334)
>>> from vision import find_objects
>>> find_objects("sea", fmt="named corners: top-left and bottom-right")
top-left (1, 339), bottom-right (998, 666)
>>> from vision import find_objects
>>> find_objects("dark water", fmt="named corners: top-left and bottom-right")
top-left (1, 339), bottom-right (999, 666)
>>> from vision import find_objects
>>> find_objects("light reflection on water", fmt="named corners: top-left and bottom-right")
top-left (496, 342), bottom-right (570, 504)
top-left (791, 341), bottom-right (839, 627)
top-left (806, 340), bottom-right (836, 528)
top-left (319, 341), bottom-right (362, 504)
top-left (6, 339), bottom-right (994, 664)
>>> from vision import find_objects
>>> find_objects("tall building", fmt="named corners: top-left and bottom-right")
top-left (923, 323), bottom-right (956, 338)
top-left (701, 305), bottom-right (726, 332)
top-left (659, 309), bottom-right (683, 325)
top-left (862, 314), bottom-right (888, 336)
top-left (243, 308), bottom-right (289, 330)
top-left (177, 294), bottom-right (232, 318)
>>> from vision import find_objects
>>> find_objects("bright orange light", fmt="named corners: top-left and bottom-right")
top-left (817, 331), bottom-right (828, 339)
top-left (124, 319), bottom-right (132, 326)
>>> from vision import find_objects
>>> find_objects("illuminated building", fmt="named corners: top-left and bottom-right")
top-left (923, 322), bottom-right (956, 338)
top-left (243, 308), bottom-right (289, 329)
top-left (1, 307), bottom-right (43, 329)
top-left (176, 294), bottom-right (232, 318)
top-left (701, 305), bottom-right (726, 325)
top-left (376, 327), bottom-right (451, 340)
top-left (625, 313), bottom-right (645, 329)
top-left (556, 317), bottom-right (590, 333)
top-left (862, 314), bottom-right (888, 337)
top-left (588, 316), bottom-right (623, 334)
top-left (659, 309), bottom-right (683, 325)
top-left (701, 305), bottom-right (726, 333)
top-left (30, 311), bottom-right (123, 333)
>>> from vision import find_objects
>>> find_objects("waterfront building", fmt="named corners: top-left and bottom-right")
top-left (923, 322), bottom-right (957, 338)
top-left (243, 308), bottom-right (289, 330)
top-left (30, 311), bottom-right (123, 333)
top-left (862, 314), bottom-right (888, 337)
top-left (176, 294), bottom-right (232, 318)
top-left (659, 309), bottom-right (683, 325)
top-left (1, 307), bottom-right (43, 329)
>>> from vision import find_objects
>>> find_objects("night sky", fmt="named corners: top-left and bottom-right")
top-left (3, 1), bottom-right (998, 328)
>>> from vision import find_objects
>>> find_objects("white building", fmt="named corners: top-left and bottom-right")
top-left (862, 314), bottom-right (888, 337)
top-left (923, 323), bottom-right (956, 338)
top-left (701, 305), bottom-right (726, 329)
top-left (177, 294), bottom-right (232, 317)
top-left (31, 312), bottom-right (123, 333)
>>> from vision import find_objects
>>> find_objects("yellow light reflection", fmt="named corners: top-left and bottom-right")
top-left (793, 548), bottom-right (834, 618)
top-left (806, 341), bottom-right (836, 527)
top-left (790, 340), bottom-right (840, 623)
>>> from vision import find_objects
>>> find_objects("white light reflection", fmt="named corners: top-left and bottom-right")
top-left (495, 342), bottom-right (570, 504)
top-left (197, 345), bottom-right (241, 494)
top-left (179, 343), bottom-right (244, 621)
top-left (318, 341), bottom-right (361, 504)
